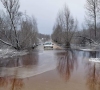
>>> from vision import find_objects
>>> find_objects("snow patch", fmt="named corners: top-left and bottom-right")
top-left (89, 58), bottom-right (100, 63)
top-left (0, 49), bottom-right (28, 59)
top-left (79, 49), bottom-right (99, 51)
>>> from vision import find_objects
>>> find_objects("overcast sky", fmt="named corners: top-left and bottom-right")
top-left (0, 0), bottom-right (86, 34)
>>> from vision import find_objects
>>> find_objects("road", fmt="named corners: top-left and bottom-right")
top-left (0, 43), bottom-right (63, 78)
top-left (0, 44), bottom-right (100, 90)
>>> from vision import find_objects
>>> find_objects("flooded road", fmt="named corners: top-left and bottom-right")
top-left (0, 45), bottom-right (100, 90)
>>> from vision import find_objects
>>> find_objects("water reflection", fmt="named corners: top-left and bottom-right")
top-left (10, 78), bottom-right (24, 90)
top-left (0, 71), bottom-right (24, 90)
top-left (0, 52), bottom-right (38, 67)
top-left (89, 51), bottom-right (97, 58)
top-left (86, 51), bottom-right (100, 90)
top-left (57, 50), bottom-right (78, 81)
top-left (57, 50), bottom-right (100, 90)
top-left (0, 52), bottom-right (39, 90)
top-left (0, 49), bottom-right (100, 90)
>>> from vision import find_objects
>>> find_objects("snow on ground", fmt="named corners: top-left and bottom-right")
top-left (0, 49), bottom-right (28, 59)
top-left (79, 49), bottom-right (98, 51)
top-left (89, 58), bottom-right (100, 63)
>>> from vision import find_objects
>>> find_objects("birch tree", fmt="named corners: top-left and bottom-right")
top-left (1, 0), bottom-right (21, 49)
top-left (0, 0), bottom-right (38, 50)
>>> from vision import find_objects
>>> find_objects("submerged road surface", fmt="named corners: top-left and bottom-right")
top-left (0, 44), bottom-right (100, 90)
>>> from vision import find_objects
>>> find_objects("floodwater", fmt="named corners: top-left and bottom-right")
top-left (0, 48), bottom-right (100, 90)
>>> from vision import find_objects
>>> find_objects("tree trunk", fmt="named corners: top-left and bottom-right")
top-left (66, 42), bottom-right (70, 48)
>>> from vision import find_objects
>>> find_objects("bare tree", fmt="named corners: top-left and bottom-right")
top-left (0, 0), bottom-right (21, 50)
top-left (0, 0), bottom-right (38, 50)
top-left (19, 15), bottom-right (38, 49)
top-left (63, 6), bottom-right (78, 47)
top-left (85, 0), bottom-right (100, 40)
top-left (52, 6), bottom-right (78, 48)
top-left (52, 24), bottom-right (63, 43)
top-left (0, 11), bottom-right (13, 47)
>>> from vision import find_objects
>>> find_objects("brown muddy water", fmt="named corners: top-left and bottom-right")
top-left (0, 49), bottom-right (100, 90)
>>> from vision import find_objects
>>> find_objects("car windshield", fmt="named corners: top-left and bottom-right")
top-left (44, 42), bottom-right (52, 45)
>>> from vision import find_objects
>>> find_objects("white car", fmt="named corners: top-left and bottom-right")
top-left (43, 42), bottom-right (54, 49)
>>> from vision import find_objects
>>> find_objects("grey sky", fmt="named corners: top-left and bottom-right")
top-left (0, 0), bottom-right (86, 34)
